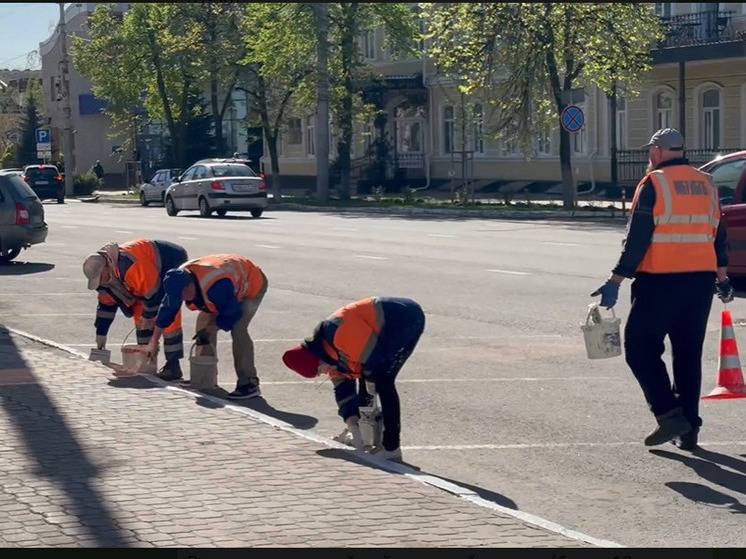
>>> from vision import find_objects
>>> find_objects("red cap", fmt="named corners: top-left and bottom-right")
top-left (282, 346), bottom-right (320, 378)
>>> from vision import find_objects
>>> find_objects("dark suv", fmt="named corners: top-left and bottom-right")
top-left (22, 165), bottom-right (64, 203)
top-left (0, 170), bottom-right (47, 263)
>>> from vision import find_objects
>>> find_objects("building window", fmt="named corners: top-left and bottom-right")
top-left (536, 127), bottom-right (552, 155)
top-left (443, 105), bottom-right (455, 154)
top-left (363, 122), bottom-right (374, 155)
top-left (418, 18), bottom-right (426, 52)
top-left (362, 30), bottom-right (376, 60)
top-left (472, 103), bottom-right (484, 154)
top-left (616, 95), bottom-right (627, 150)
top-left (305, 116), bottom-right (315, 156)
top-left (655, 3), bottom-right (672, 17)
top-left (287, 118), bottom-right (302, 145)
top-left (654, 91), bottom-right (673, 130)
top-left (701, 87), bottom-right (721, 149)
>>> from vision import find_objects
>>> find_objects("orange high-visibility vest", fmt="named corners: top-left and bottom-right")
top-left (631, 165), bottom-right (720, 274)
top-left (180, 254), bottom-right (265, 314)
top-left (319, 297), bottom-right (386, 377)
top-left (116, 239), bottom-right (162, 299)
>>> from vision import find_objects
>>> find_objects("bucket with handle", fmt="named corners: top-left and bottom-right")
top-left (189, 342), bottom-right (218, 390)
top-left (89, 347), bottom-right (111, 364)
top-left (581, 303), bottom-right (622, 360)
top-left (120, 327), bottom-right (158, 374)
top-left (358, 381), bottom-right (383, 449)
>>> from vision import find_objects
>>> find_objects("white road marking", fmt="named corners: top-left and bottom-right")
top-left (60, 225), bottom-right (79, 229)
top-left (115, 230), bottom-right (133, 234)
top-left (178, 236), bottom-right (197, 241)
top-left (257, 376), bottom-right (617, 386)
top-left (428, 234), bottom-right (457, 238)
top-left (486, 268), bottom-right (530, 276)
top-left (402, 441), bottom-right (746, 451)
top-left (333, 227), bottom-right (357, 232)
top-left (542, 241), bottom-right (581, 247)
top-left (354, 255), bottom-right (387, 260)
top-left (61, 338), bottom-right (300, 347)
top-left (0, 313), bottom-right (90, 317)
top-left (3, 292), bottom-right (88, 296)
top-left (256, 244), bottom-right (280, 249)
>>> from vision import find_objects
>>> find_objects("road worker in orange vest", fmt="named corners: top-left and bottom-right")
top-left (82, 239), bottom-right (188, 381)
top-left (592, 128), bottom-right (732, 451)
top-left (282, 297), bottom-right (425, 462)
top-left (147, 254), bottom-right (268, 400)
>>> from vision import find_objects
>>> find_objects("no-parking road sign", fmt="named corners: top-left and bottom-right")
top-left (561, 105), bottom-right (585, 133)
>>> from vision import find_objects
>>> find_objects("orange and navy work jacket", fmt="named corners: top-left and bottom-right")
top-left (303, 297), bottom-right (386, 379)
top-left (179, 254), bottom-right (266, 315)
top-left (95, 239), bottom-right (188, 335)
top-left (630, 165), bottom-right (720, 274)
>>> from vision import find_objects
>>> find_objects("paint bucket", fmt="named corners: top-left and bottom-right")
top-left (581, 303), bottom-right (622, 360)
top-left (88, 347), bottom-right (111, 364)
top-left (189, 342), bottom-right (218, 390)
top-left (120, 328), bottom-right (158, 374)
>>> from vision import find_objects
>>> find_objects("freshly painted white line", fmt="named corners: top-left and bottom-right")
top-left (486, 268), bottom-right (530, 276)
top-left (256, 244), bottom-right (280, 249)
top-left (0, 313), bottom-right (89, 317)
top-left (333, 227), bottom-right (358, 232)
top-left (402, 441), bottom-right (746, 451)
top-left (354, 255), bottom-right (387, 260)
top-left (178, 236), bottom-right (197, 241)
top-left (543, 241), bottom-right (581, 247)
top-left (7, 326), bottom-right (621, 548)
top-left (60, 225), bottom-right (79, 229)
top-left (428, 234), bottom-right (457, 238)
top-left (3, 292), bottom-right (88, 296)
top-left (61, 338), bottom-right (300, 347)
top-left (258, 376), bottom-right (617, 386)
top-left (115, 230), bottom-right (133, 234)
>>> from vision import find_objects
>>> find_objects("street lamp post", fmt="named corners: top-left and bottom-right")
top-left (58, 2), bottom-right (75, 196)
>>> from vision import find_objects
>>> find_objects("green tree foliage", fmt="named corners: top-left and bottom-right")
top-left (423, 2), bottom-right (664, 208)
top-left (16, 79), bottom-right (43, 166)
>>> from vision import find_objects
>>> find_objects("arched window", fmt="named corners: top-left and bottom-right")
top-left (654, 91), bottom-right (673, 130)
top-left (701, 87), bottom-right (721, 149)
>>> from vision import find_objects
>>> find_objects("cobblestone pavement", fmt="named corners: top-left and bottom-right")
top-left (0, 328), bottom-right (590, 548)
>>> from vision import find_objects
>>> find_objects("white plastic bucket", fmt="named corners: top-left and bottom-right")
top-left (189, 342), bottom-right (218, 390)
top-left (120, 328), bottom-right (157, 374)
top-left (581, 304), bottom-right (622, 360)
top-left (88, 348), bottom-right (111, 364)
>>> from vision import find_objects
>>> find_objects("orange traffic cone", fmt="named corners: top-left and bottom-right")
top-left (703, 309), bottom-right (746, 400)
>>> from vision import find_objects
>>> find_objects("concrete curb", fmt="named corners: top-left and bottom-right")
top-left (6, 325), bottom-right (622, 548)
top-left (87, 195), bottom-right (627, 221)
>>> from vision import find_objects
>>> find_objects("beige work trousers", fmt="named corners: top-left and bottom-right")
top-left (195, 276), bottom-right (267, 387)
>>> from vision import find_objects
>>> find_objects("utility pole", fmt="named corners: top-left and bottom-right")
top-left (58, 2), bottom-right (75, 196)
top-left (313, 3), bottom-right (330, 203)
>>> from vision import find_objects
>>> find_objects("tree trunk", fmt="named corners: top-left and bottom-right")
top-left (314, 3), bottom-right (330, 203)
top-left (261, 105), bottom-right (282, 202)
top-left (337, 4), bottom-right (358, 201)
top-left (558, 124), bottom-right (576, 209)
top-left (211, 73), bottom-right (224, 156)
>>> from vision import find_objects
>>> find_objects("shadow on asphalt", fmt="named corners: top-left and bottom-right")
top-left (315, 448), bottom-right (518, 510)
top-left (666, 481), bottom-right (746, 514)
top-left (0, 262), bottom-right (55, 276)
top-left (651, 448), bottom-right (746, 498)
top-left (0, 326), bottom-right (128, 545)
top-left (180, 214), bottom-right (277, 221)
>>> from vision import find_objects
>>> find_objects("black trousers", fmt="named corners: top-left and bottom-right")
top-left (624, 272), bottom-right (715, 429)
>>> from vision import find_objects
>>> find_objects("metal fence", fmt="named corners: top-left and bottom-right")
top-left (616, 148), bottom-right (743, 184)
top-left (659, 11), bottom-right (746, 48)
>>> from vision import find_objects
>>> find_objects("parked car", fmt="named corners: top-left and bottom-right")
top-left (0, 170), bottom-right (48, 263)
top-left (22, 164), bottom-right (64, 203)
top-left (700, 150), bottom-right (746, 277)
top-left (139, 168), bottom-right (182, 206)
top-left (165, 160), bottom-right (267, 218)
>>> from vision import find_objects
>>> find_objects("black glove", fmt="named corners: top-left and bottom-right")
top-left (716, 278), bottom-right (735, 304)
top-left (193, 329), bottom-right (211, 345)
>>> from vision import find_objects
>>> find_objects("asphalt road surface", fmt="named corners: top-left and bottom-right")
top-left (3, 199), bottom-right (746, 546)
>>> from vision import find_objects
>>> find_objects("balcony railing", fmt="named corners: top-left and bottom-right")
top-left (616, 148), bottom-right (743, 185)
top-left (658, 10), bottom-right (746, 48)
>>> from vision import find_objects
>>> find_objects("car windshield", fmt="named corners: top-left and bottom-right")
top-left (210, 164), bottom-right (256, 178)
top-left (1, 174), bottom-right (38, 200)
top-left (26, 167), bottom-right (58, 178)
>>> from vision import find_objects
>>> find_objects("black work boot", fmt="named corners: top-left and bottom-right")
top-left (673, 427), bottom-right (700, 451)
top-left (157, 359), bottom-right (183, 382)
top-left (644, 407), bottom-right (692, 447)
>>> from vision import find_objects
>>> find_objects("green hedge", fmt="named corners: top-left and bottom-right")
top-left (73, 172), bottom-right (102, 196)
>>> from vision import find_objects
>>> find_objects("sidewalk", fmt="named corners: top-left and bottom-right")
top-left (0, 327), bottom-right (594, 548)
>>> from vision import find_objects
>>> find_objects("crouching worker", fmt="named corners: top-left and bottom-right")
top-left (282, 297), bottom-right (425, 462)
top-left (147, 254), bottom-right (268, 400)
top-left (83, 239), bottom-right (188, 380)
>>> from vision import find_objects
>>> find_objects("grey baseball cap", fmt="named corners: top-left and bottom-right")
top-left (642, 128), bottom-right (684, 150)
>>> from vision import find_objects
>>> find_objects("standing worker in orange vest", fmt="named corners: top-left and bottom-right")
top-left (592, 128), bottom-right (733, 451)
top-left (282, 297), bottom-right (425, 462)
top-left (82, 239), bottom-right (188, 381)
top-left (147, 254), bottom-right (268, 400)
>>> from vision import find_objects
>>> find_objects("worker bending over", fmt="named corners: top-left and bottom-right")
top-left (148, 254), bottom-right (268, 400)
top-left (82, 239), bottom-right (188, 380)
top-left (283, 297), bottom-right (425, 462)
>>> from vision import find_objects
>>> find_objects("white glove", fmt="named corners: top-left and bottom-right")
top-left (96, 335), bottom-right (107, 350)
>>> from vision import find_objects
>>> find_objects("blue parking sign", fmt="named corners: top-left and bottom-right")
top-left (36, 129), bottom-right (50, 144)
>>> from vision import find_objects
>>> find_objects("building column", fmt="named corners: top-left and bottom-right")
top-left (678, 60), bottom-right (686, 139)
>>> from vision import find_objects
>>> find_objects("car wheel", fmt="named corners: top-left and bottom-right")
top-left (251, 208), bottom-right (264, 219)
top-left (165, 196), bottom-right (179, 216)
top-left (161, 193), bottom-right (166, 205)
top-left (57, 197), bottom-right (64, 204)
top-left (199, 197), bottom-right (212, 217)
top-left (216, 209), bottom-right (227, 217)
top-left (0, 247), bottom-right (21, 263)
top-left (140, 192), bottom-right (150, 207)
